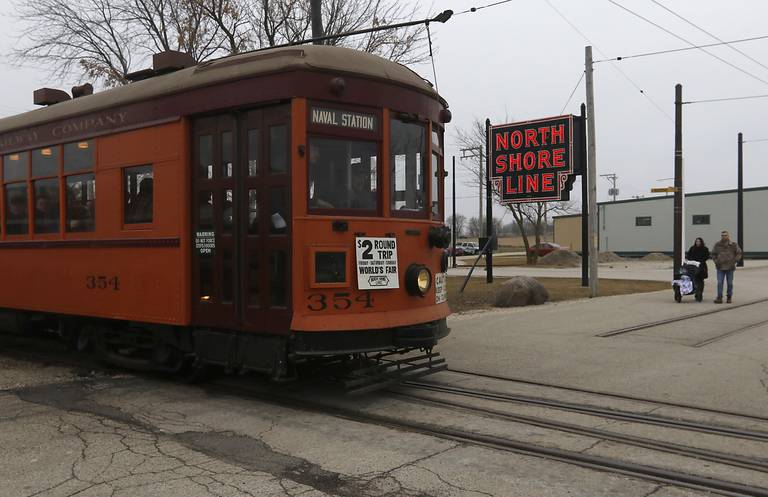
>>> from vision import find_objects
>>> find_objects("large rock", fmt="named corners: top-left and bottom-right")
top-left (493, 276), bottom-right (550, 307)
top-left (539, 249), bottom-right (581, 267)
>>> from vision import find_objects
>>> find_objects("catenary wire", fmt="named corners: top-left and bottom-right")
top-left (743, 138), bottom-right (768, 143)
top-left (594, 34), bottom-right (768, 63)
top-left (649, 0), bottom-right (768, 73)
top-left (544, 0), bottom-right (673, 122)
top-left (683, 93), bottom-right (768, 105)
top-left (560, 71), bottom-right (585, 114)
top-left (609, 0), bottom-right (768, 86)
top-left (455, 0), bottom-right (517, 16)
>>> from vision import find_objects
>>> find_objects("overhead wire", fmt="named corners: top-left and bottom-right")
top-left (743, 138), bottom-right (768, 143)
top-left (544, 0), bottom-right (673, 121)
top-left (594, 34), bottom-right (768, 63)
top-left (454, 0), bottom-right (517, 16)
top-left (648, 0), bottom-right (768, 73)
top-left (560, 71), bottom-right (585, 114)
top-left (683, 93), bottom-right (768, 105)
top-left (608, 0), bottom-right (768, 86)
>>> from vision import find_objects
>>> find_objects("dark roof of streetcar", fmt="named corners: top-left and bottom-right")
top-left (0, 45), bottom-right (444, 135)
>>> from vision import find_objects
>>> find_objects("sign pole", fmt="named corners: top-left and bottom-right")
top-left (485, 119), bottom-right (493, 283)
top-left (585, 46), bottom-right (599, 297)
top-left (737, 132), bottom-right (744, 267)
top-left (452, 155), bottom-right (457, 269)
top-left (580, 103), bottom-right (588, 287)
top-left (673, 84), bottom-right (683, 279)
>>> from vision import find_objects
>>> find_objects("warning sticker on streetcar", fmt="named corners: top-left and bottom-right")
top-left (355, 237), bottom-right (399, 290)
top-left (435, 272), bottom-right (447, 304)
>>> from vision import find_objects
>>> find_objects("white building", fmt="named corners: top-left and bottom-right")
top-left (597, 186), bottom-right (768, 257)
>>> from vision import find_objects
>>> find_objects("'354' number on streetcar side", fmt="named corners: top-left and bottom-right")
top-left (307, 291), bottom-right (373, 311)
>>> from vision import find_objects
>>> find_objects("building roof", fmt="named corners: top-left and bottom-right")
top-left (597, 185), bottom-right (768, 206)
top-left (0, 45), bottom-right (443, 136)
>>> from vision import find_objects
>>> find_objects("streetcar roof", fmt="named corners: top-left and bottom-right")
top-left (0, 45), bottom-right (444, 136)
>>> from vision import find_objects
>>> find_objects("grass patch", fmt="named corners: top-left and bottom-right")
top-left (448, 276), bottom-right (668, 313)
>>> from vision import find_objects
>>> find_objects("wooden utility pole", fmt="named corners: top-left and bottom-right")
top-left (452, 156), bottom-right (457, 268)
top-left (673, 84), bottom-right (683, 278)
top-left (585, 46), bottom-right (598, 297)
top-left (485, 118), bottom-right (493, 283)
top-left (737, 132), bottom-right (744, 267)
top-left (310, 0), bottom-right (324, 43)
top-left (580, 103), bottom-right (588, 287)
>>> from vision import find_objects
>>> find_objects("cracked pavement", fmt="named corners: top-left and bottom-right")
top-left (0, 355), bottom-right (713, 497)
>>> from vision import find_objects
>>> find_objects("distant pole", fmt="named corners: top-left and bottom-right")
top-left (478, 152), bottom-right (484, 237)
top-left (737, 132), bottom-right (744, 267)
top-left (311, 0), bottom-right (324, 43)
top-left (452, 156), bottom-right (457, 268)
top-left (585, 46), bottom-right (599, 297)
top-left (485, 118), bottom-right (493, 283)
top-left (580, 103), bottom-right (588, 287)
top-left (673, 84), bottom-right (683, 278)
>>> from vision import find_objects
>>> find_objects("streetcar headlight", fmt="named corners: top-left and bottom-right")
top-left (406, 264), bottom-right (432, 297)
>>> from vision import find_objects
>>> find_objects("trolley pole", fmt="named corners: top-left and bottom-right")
top-left (485, 118), bottom-right (493, 283)
top-left (580, 103), bottom-right (588, 287)
top-left (452, 156), bottom-right (457, 269)
top-left (737, 132), bottom-right (744, 267)
top-left (585, 46), bottom-right (599, 297)
top-left (310, 0), bottom-right (324, 43)
top-left (673, 84), bottom-right (684, 278)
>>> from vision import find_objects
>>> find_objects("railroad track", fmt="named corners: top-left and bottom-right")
top-left (596, 296), bottom-right (768, 337)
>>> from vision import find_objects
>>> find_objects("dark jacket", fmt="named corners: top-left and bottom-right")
top-left (685, 244), bottom-right (709, 279)
top-left (712, 240), bottom-right (743, 271)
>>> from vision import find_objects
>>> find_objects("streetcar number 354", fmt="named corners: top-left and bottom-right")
top-left (86, 275), bottom-right (121, 291)
top-left (307, 291), bottom-right (373, 311)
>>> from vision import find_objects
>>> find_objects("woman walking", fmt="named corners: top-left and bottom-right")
top-left (685, 237), bottom-right (710, 300)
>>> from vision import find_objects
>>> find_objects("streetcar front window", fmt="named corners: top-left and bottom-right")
top-left (390, 118), bottom-right (426, 214)
top-left (308, 137), bottom-right (378, 212)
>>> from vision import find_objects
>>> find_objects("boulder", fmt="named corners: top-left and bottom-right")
top-left (493, 276), bottom-right (550, 307)
top-left (539, 249), bottom-right (581, 267)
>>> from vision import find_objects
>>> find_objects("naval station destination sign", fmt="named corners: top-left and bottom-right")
top-left (311, 107), bottom-right (377, 132)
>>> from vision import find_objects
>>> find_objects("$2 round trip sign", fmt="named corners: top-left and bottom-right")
top-left (355, 237), bottom-right (399, 290)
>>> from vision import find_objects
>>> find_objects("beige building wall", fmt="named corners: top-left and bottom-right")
top-left (553, 215), bottom-right (582, 251)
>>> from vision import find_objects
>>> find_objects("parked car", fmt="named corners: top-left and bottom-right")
top-left (528, 242), bottom-right (561, 257)
top-left (448, 245), bottom-right (466, 256)
top-left (457, 242), bottom-right (480, 255)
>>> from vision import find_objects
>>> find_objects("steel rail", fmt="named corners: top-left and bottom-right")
top-left (405, 381), bottom-right (768, 442)
top-left (595, 297), bottom-right (768, 337)
top-left (444, 368), bottom-right (768, 423)
top-left (393, 390), bottom-right (768, 473)
top-left (218, 383), bottom-right (768, 497)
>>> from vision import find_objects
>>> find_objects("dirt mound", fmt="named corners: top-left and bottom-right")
top-left (599, 251), bottom-right (625, 263)
top-left (539, 249), bottom-right (581, 267)
top-left (642, 252), bottom-right (672, 261)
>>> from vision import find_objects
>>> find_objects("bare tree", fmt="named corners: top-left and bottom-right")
top-left (466, 217), bottom-right (481, 237)
top-left (11, 0), bottom-right (431, 87)
top-left (446, 214), bottom-right (466, 238)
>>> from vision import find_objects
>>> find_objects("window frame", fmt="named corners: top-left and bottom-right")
top-left (122, 164), bottom-right (155, 228)
top-left (692, 214), bottom-right (710, 225)
top-left (2, 152), bottom-right (32, 238)
top-left (635, 216), bottom-right (652, 227)
top-left (308, 246), bottom-right (352, 289)
top-left (430, 122), bottom-right (445, 222)
top-left (389, 113), bottom-right (429, 220)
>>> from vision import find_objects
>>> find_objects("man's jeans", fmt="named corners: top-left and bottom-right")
top-left (716, 269), bottom-right (734, 298)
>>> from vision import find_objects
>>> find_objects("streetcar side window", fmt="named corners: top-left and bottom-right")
top-left (390, 118), bottom-right (426, 214)
top-left (124, 165), bottom-right (154, 224)
top-left (34, 178), bottom-right (60, 234)
top-left (308, 137), bottom-right (378, 212)
top-left (3, 152), bottom-right (28, 181)
top-left (63, 141), bottom-right (94, 173)
top-left (66, 174), bottom-right (96, 232)
top-left (4, 183), bottom-right (29, 235)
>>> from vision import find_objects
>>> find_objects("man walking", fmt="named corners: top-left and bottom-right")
top-left (711, 230), bottom-right (743, 304)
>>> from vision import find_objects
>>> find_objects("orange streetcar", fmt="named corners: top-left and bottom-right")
top-left (0, 46), bottom-right (452, 390)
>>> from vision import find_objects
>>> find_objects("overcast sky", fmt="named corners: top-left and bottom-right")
top-left (2, 0), bottom-right (767, 224)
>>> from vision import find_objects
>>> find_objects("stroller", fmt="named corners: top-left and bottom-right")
top-left (672, 260), bottom-right (704, 302)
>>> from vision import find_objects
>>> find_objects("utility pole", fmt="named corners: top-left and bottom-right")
top-left (452, 156), bottom-right (457, 268)
top-left (673, 84), bottom-right (684, 278)
top-left (737, 132), bottom-right (744, 267)
top-left (460, 147), bottom-right (484, 237)
top-left (485, 118), bottom-right (493, 283)
top-left (585, 46), bottom-right (598, 297)
top-left (580, 103), bottom-right (588, 287)
top-left (600, 173), bottom-right (618, 202)
top-left (310, 0), bottom-right (324, 43)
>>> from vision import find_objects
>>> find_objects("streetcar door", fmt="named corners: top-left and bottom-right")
top-left (191, 106), bottom-right (291, 333)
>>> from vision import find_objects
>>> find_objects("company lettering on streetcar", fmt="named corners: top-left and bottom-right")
top-left (489, 115), bottom-right (579, 203)
top-left (311, 107), bottom-right (377, 132)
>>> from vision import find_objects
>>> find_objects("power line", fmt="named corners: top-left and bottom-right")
top-left (455, 0), bottom-right (517, 16)
top-left (649, 0), bottom-right (768, 73)
top-left (683, 93), bottom-right (768, 105)
top-left (594, 34), bottom-right (768, 63)
top-left (544, 0), bottom-right (673, 122)
top-left (560, 71), bottom-right (585, 114)
top-left (609, 0), bottom-right (768, 86)
top-left (743, 138), bottom-right (768, 143)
